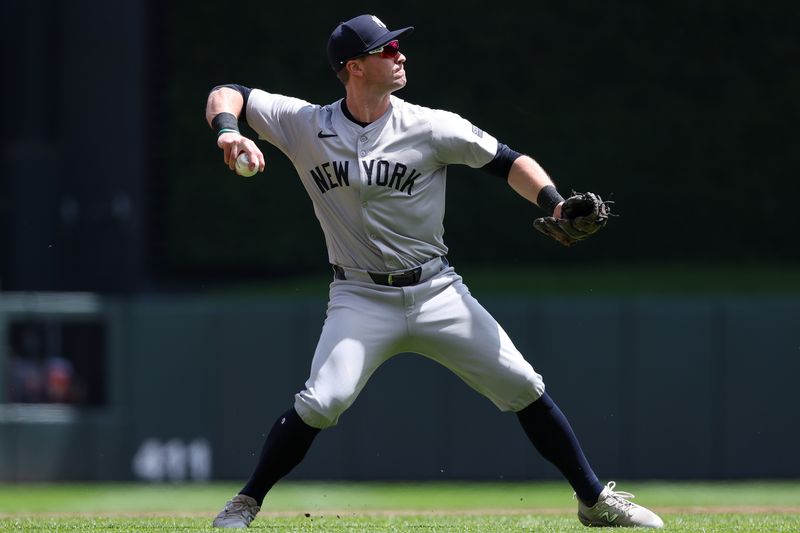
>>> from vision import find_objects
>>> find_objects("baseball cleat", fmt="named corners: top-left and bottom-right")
top-left (577, 481), bottom-right (664, 528)
top-left (212, 494), bottom-right (260, 528)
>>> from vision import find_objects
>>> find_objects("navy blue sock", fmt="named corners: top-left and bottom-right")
top-left (240, 408), bottom-right (320, 506)
top-left (516, 392), bottom-right (604, 506)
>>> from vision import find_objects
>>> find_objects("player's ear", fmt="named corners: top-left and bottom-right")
top-left (346, 59), bottom-right (364, 78)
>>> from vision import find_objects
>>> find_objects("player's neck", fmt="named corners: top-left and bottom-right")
top-left (344, 91), bottom-right (391, 125)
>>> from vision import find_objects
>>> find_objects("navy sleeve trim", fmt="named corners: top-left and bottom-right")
top-left (211, 84), bottom-right (252, 108)
top-left (483, 143), bottom-right (522, 180)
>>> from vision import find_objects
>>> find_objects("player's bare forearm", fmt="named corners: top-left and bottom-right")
top-left (205, 87), bottom-right (265, 173)
top-left (508, 155), bottom-right (563, 217)
top-left (205, 87), bottom-right (245, 126)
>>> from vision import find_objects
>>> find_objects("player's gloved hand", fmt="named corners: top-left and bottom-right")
top-left (533, 191), bottom-right (612, 246)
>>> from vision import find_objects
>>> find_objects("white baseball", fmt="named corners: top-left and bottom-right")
top-left (235, 152), bottom-right (258, 177)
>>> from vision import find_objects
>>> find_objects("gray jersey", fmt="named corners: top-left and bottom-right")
top-left (246, 90), bottom-right (498, 271)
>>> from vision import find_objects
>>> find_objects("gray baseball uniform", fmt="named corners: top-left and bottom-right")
top-left (245, 91), bottom-right (544, 428)
top-left (211, 16), bottom-right (663, 530)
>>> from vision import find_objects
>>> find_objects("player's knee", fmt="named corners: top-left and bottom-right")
top-left (293, 391), bottom-right (352, 429)
top-left (526, 369), bottom-right (545, 398)
top-left (500, 369), bottom-right (545, 412)
top-left (527, 375), bottom-right (546, 403)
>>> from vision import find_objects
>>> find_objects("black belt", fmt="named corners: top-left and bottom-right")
top-left (332, 257), bottom-right (448, 287)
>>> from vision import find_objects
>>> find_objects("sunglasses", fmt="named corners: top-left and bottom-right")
top-left (367, 40), bottom-right (401, 59)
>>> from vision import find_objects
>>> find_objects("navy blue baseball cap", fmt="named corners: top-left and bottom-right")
top-left (327, 14), bottom-right (414, 72)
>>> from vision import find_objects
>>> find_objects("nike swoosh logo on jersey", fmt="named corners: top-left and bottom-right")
top-left (317, 131), bottom-right (338, 138)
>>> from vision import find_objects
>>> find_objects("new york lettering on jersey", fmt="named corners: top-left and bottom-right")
top-left (308, 159), bottom-right (421, 195)
top-left (308, 161), bottom-right (350, 192)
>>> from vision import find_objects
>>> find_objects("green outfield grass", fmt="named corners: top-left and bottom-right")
top-left (0, 481), bottom-right (799, 531)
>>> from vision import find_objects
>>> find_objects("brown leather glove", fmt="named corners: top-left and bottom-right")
top-left (533, 192), bottom-right (612, 246)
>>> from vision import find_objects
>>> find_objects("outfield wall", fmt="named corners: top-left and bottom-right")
top-left (0, 292), bottom-right (798, 482)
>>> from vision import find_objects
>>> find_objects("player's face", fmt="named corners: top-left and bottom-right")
top-left (360, 41), bottom-right (407, 92)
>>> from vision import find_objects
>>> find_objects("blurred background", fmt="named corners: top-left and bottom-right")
top-left (0, 0), bottom-right (798, 484)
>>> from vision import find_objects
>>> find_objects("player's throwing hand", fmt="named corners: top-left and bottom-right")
top-left (208, 90), bottom-right (266, 175)
top-left (216, 131), bottom-right (265, 174)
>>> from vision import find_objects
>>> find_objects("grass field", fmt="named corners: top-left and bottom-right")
top-left (0, 481), bottom-right (799, 532)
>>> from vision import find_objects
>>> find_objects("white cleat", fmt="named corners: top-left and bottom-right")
top-left (212, 494), bottom-right (261, 528)
top-left (577, 481), bottom-right (664, 528)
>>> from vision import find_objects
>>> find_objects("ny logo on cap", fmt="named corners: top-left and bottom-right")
top-left (371, 15), bottom-right (387, 29)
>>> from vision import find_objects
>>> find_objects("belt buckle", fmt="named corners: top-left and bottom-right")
top-left (385, 266), bottom-right (421, 287)
top-left (387, 271), bottom-right (412, 286)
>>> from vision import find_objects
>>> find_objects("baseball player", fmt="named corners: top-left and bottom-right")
top-left (206, 14), bottom-right (663, 529)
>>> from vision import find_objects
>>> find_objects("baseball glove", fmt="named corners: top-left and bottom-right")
top-left (533, 191), bottom-right (612, 246)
